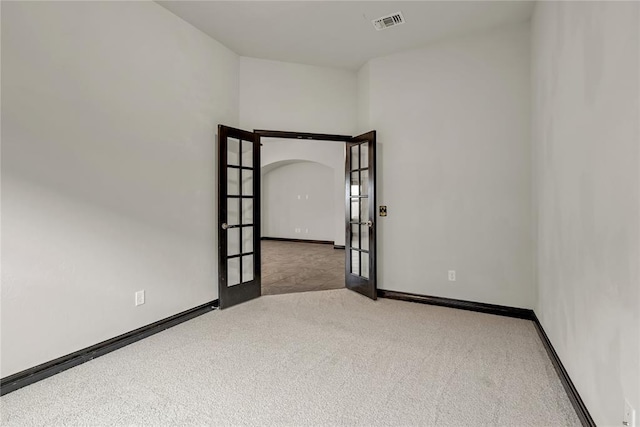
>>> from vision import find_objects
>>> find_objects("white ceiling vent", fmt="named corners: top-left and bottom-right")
top-left (372, 11), bottom-right (405, 31)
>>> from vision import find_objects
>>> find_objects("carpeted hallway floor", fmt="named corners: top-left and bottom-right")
top-left (261, 240), bottom-right (344, 295)
top-left (1, 289), bottom-right (580, 426)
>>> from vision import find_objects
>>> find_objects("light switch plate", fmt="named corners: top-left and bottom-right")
top-left (135, 290), bottom-right (145, 306)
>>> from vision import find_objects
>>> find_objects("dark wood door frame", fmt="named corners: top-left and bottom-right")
top-left (254, 129), bottom-right (352, 142)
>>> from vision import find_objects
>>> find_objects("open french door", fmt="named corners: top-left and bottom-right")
top-left (217, 125), bottom-right (261, 309)
top-left (345, 131), bottom-right (377, 299)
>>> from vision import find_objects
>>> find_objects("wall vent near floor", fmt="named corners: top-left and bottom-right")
top-left (372, 12), bottom-right (405, 31)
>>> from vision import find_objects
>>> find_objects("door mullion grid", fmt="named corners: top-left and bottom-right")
top-left (228, 252), bottom-right (254, 259)
top-left (253, 137), bottom-right (261, 289)
top-left (220, 132), bottom-right (228, 291)
top-left (239, 140), bottom-right (243, 285)
top-left (357, 143), bottom-right (362, 277)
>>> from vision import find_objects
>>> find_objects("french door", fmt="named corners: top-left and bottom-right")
top-left (217, 125), bottom-right (261, 309)
top-left (217, 126), bottom-right (377, 309)
top-left (345, 131), bottom-right (377, 299)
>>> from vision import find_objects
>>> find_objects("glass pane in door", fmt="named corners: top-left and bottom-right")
top-left (351, 224), bottom-right (360, 249)
top-left (350, 172), bottom-right (360, 196)
top-left (228, 258), bottom-right (240, 286)
top-left (228, 138), bottom-right (240, 166)
top-left (360, 169), bottom-right (369, 196)
top-left (228, 168), bottom-right (239, 195)
top-left (242, 170), bottom-right (253, 196)
top-left (241, 140), bottom-right (253, 167)
top-left (351, 250), bottom-right (360, 275)
top-left (350, 145), bottom-right (359, 170)
top-left (361, 225), bottom-right (369, 251)
top-left (242, 199), bottom-right (253, 224)
top-left (361, 254), bottom-right (369, 279)
top-left (227, 198), bottom-right (239, 226)
top-left (242, 227), bottom-right (253, 253)
top-left (360, 198), bottom-right (369, 224)
top-left (351, 199), bottom-right (359, 221)
top-left (228, 228), bottom-right (240, 256)
top-left (242, 255), bottom-right (254, 282)
top-left (360, 143), bottom-right (368, 169)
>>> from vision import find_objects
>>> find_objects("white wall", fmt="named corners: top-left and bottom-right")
top-left (239, 57), bottom-right (358, 246)
top-left (260, 140), bottom-right (345, 245)
top-left (1, 1), bottom-right (238, 377)
top-left (262, 161), bottom-right (334, 241)
top-left (532, 2), bottom-right (640, 425)
top-left (357, 62), bottom-right (371, 133)
top-left (239, 57), bottom-right (357, 135)
top-left (361, 23), bottom-right (534, 309)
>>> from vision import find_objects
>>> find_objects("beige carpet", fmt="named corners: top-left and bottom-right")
top-left (1, 289), bottom-right (580, 426)
top-left (261, 240), bottom-right (344, 295)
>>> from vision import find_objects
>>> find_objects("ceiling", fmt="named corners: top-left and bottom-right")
top-left (157, 1), bottom-right (535, 70)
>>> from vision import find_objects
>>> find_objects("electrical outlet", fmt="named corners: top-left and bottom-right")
top-left (448, 270), bottom-right (456, 281)
top-left (135, 290), bottom-right (145, 306)
top-left (305, 228), bottom-right (309, 234)
top-left (624, 399), bottom-right (636, 427)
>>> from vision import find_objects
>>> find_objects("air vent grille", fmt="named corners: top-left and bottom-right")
top-left (372, 12), bottom-right (405, 31)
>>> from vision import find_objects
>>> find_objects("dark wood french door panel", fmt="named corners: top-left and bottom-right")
top-left (217, 125), bottom-right (261, 309)
top-left (345, 131), bottom-right (377, 300)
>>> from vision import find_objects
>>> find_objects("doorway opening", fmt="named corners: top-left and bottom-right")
top-left (260, 142), bottom-right (345, 296)
top-left (217, 126), bottom-right (376, 309)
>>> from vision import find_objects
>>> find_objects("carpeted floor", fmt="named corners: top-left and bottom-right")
top-left (261, 240), bottom-right (344, 295)
top-left (1, 289), bottom-right (580, 426)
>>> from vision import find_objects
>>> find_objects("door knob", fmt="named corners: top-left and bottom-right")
top-left (221, 223), bottom-right (229, 230)
top-left (366, 220), bottom-right (373, 227)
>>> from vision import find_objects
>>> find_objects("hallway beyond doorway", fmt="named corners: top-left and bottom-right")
top-left (261, 240), bottom-right (344, 295)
